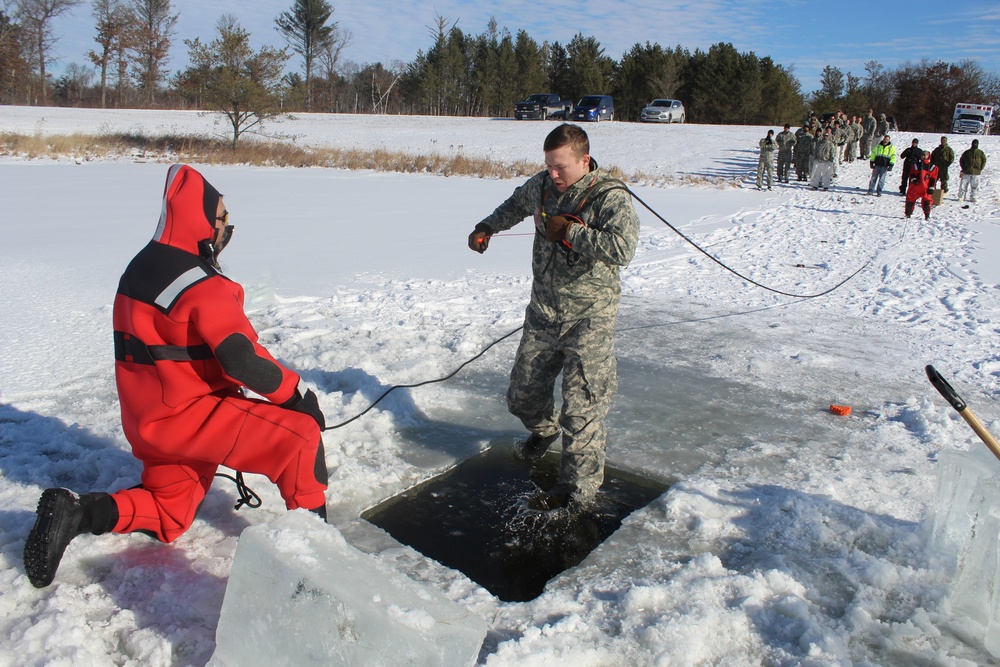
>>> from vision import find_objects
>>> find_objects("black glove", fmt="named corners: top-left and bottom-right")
top-left (888, 164), bottom-right (893, 171)
top-left (282, 387), bottom-right (326, 430)
top-left (927, 188), bottom-right (935, 195)
top-left (910, 177), bottom-right (917, 184)
top-left (870, 161), bottom-right (875, 169)
top-left (468, 223), bottom-right (493, 253)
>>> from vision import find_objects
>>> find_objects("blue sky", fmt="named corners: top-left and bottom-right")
top-left (49, 0), bottom-right (1000, 95)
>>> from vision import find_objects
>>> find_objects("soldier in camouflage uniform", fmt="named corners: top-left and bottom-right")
top-left (832, 121), bottom-right (848, 176)
top-left (810, 127), bottom-right (837, 191)
top-left (775, 124), bottom-right (796, 184)
top-left (756, 130), bottom-right (778, 190)
top-left (467, 123), bottom-right (640, 509)
top-left (930, 136), bottom-right (955, 193)
top-left (860, 110), bottom-right (877, 160)
top-left (794, 125), bottom-right (814, 181)
top-left (844, 116), bottom-right (862, 163)
top-left (874, 113), bottom-right (889, 146)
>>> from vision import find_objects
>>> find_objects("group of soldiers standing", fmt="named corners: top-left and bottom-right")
top-left (754, 108), bottom-right (989, 217)
top-left (756, 109), bottom-right (890, 191)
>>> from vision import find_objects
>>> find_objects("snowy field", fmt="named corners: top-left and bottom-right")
top-left (2, 105), bottom-right (1000, 665)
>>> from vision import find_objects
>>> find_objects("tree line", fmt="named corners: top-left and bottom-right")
top-left (2, 0), bottom-right (998, 136)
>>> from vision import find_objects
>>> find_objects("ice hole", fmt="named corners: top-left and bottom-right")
top-left (362, 446), bottom-right (669, 602)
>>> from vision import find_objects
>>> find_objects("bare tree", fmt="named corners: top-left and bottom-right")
top-left (13, 0), bottom-right (82, 105)
top-left (87, 0), bottom-right (132, 107)
top-left (130, 0), bottom-right (175, 104)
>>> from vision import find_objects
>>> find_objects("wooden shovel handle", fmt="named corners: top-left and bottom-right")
top-left (926, 365), bottom-right (1000, 461)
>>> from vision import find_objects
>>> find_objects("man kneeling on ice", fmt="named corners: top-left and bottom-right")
top-left (24, 164), bottom-right (329, 588)
top-left (467, 124), bottom-right (640, 511)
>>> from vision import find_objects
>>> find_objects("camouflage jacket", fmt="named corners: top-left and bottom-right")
top-left (814, 137), bottom-right (837, 162)
top-left (795, 131), bottom-right (814, 158)
top-left (776, 130), bottom-right (797, 155)
top-left (931, 144), bottom-right (955, 168)
top-left (875, 119), bottom-right (889, 137)
top-left (759, 137), bottom-right (777, 158)
top-left (850, 122), bottom-right (864, 141)
top-left (862, 115), bottom-right (877, 137)
top-left (478, 164), bottom-right (640, 324)
top-left (959, 148), bottom-right (987, 175)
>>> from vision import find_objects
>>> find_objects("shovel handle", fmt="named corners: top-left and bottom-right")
top-left (926, 364), bottom-right (1000, 462)
top-left (926, 365), bottom-right (967, 412)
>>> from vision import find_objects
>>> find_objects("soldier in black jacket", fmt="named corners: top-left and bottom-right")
top-left (898, 138), bottom-right (921, 194)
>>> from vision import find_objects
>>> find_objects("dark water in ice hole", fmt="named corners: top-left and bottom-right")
top-left (364, 322), bottom-right (858, 602)
top-left (362, 445), bottom-right (669, 602)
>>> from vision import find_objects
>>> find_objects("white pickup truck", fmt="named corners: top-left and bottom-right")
top-left (951, 103), bottom-right (994, 135)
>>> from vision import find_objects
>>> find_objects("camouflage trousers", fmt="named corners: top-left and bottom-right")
top-left (859, 136), bottom-right (873, 161)
top-left (776, 152), bottom-right (793, 182)
top-left (506, 310), bottom-right (618, 500)
top-left (756, 156), bottom-right (775, 188)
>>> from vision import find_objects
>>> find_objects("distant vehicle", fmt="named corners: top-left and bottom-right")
top-left (640, 99), bottom-right (685, 123)
top-left (569, 95), bottom-right (614, 122)
top-left (514, 94), bottom-right (569, 121)
top-left (952, 103), bottom-right (995, 135)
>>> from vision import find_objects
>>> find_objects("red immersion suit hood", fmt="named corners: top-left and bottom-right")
top-left (151, 164), bottom-right (222, 256)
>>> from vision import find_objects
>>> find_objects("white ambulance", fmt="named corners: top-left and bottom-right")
top-left (951, 103), bottom-right (995, 135)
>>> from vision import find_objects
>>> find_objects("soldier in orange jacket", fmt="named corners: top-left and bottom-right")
top-left (24, 164), bottom-right (329, 588)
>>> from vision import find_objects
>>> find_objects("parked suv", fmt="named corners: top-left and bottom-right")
top-left (640, 99), bottom-right (685, 123)
top-left (570, 95), bottom-right (614, 122)
top-left (514, 94), bottom-right (568, 120)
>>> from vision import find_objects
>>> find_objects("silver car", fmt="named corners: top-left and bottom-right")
top-left (640, 99), bottom-right (685, 123)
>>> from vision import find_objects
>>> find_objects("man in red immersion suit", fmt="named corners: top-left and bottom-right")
top-left (24, 164), bottom-right (329, 588)
top-left (904, 150), bottom-right (940, 221)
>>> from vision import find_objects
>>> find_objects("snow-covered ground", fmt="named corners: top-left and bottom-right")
top-left (2, 105), bottom-right (1000, 665)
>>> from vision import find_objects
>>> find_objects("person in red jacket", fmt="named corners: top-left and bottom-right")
top-left (24, 164), bottom-right (329, 588)
top-left (904, 151), bottom-right (940, 221)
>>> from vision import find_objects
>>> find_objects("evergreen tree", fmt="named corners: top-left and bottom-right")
top-left (546, 41), bottom-right (570, 100)
top-left (811, 65), bottom-right (845, 112)
top-left (275, 0), bottom-right (345, 110)
top-left (512, 29), bottom-right (545, 101)
top-left (565, 33), bottom-right (610, 101)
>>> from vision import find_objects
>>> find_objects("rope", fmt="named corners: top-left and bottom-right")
top-left (215, 471), bottom-right (262, 510)
top-left (624, 186), bottom-right (875, 299)
top-left (323, 325), bottom-right (524, 431)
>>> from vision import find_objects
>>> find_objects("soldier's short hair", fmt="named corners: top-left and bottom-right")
top-left (544, 124), bottom-right (590, 157)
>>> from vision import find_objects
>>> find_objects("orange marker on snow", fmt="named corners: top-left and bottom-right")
top-left (830, 405), bottom-right (851, 416)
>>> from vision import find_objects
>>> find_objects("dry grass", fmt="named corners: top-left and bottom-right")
top-left (0, 130), bottom-right (552, 180)
top-left (1, 130), bottom-right (746, 189)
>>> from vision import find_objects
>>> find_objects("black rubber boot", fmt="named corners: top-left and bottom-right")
top-left (23, 489), bottom-right (118, 588)
top-left (514, 431), bottom-right (560, 463)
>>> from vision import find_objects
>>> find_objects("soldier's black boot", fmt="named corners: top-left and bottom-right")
top-left (514, 431), bottom-right (560, 463)
top-left (24, 489), bottom-right (118, 588)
